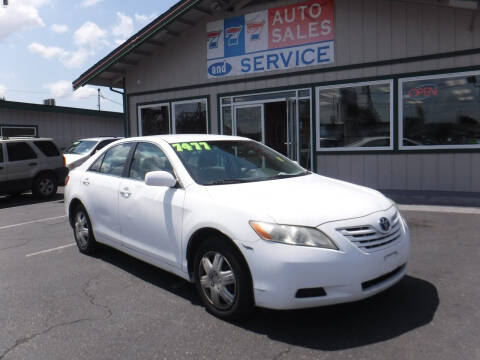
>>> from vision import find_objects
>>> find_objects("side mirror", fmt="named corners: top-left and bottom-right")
top-left (145, 171), bottom-right (177, 188)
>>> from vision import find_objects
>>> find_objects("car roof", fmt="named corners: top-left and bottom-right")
top-left (130, 134), bottom-right (250, 144)
top-left (76, 137), bottom-right (122, 142)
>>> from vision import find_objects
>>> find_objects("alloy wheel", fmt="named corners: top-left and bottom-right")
top-left (198, 251), bottom-right (237, 310)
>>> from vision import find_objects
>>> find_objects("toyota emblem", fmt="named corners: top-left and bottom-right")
top-left (379, 217), bottom-right (391, 232)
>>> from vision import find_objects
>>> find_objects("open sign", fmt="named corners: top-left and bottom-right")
top-left (408, 84), bottom-right (439, 100)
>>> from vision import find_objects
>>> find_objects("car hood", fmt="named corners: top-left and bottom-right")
top-left (204, 174), bottom-right (392, 227)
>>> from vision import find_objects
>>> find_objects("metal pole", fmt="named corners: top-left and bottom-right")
top-left (97, 88), bottom-right (101, 111)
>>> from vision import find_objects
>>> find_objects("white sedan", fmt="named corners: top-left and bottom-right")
top-left (65, 135), bottom-right (409, 320)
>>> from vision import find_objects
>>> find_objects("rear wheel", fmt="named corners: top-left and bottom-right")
top-left (32, 173), bottom-right (57, 199)
top-left (194, 237), bottom-right (254, 320)
top-left (72, 205), bottom-right (97, 255)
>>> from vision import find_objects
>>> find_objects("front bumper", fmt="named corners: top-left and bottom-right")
top-left (245, 211), bottom-right (410, 310)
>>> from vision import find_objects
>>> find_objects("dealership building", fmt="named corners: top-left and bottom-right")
top-left (73, 0), bottom-right (480, 200)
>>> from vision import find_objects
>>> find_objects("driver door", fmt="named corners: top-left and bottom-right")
top-left (118, 142), bottom-right (185, 268)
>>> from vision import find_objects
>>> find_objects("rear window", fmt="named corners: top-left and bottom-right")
top-left (7, 142), bottom-right (37, 162)
top-left (33, 141), bottom-right (60, 157)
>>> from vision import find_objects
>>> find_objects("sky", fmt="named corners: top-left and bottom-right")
top-left (0, 0), bottom-right (179, 112)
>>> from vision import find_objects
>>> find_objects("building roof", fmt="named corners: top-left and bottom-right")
top-left (0, 100), bottom-right (123, 118)
top-left (72, 0), bottom-right (248, 90)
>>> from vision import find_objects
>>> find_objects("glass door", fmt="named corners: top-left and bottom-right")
top-left (234, 104), bottom-right (264, 143)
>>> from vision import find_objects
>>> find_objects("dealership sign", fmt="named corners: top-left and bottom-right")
top-left (206, 0), bottom-right (335, 79)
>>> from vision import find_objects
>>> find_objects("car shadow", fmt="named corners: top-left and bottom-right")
top-left (0, 192), bottom-right (64, 209)
top-left (92, 245), bottom-right (439, 350)
top-left (92, 244), bottom-right (201, 305)
top-left (237, 275), bottom-right (439, 350)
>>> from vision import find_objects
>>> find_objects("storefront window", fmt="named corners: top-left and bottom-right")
top-left (401, 72), bottom-right (480, 148)
top-left (173, 99), bottom-right (208, 134)
top-left (317, 81), bottom-right (392, 150)
top-left (139, 104), bottom-right (170, 136)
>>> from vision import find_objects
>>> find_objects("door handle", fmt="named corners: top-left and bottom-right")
top-left (82, 178), bottom-right (90, 186)
top-left (120, 187), bottom-right (131, 198)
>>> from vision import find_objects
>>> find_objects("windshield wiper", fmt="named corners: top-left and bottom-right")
top-left (205, 179), bottom-right (253, 185)
top-left (267, 172), bottom-right (310, 180)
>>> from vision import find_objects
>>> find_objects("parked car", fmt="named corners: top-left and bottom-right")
top-left (0, 137), bottom-right (67, 198)
top-left (65, 135), bottom-right (409, 320)
top-left (64, 137), bottom-right (122, 170)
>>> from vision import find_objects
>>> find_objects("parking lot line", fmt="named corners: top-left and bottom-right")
top-left (26, 243), bottom-right (76, 258)
top-left (0, 215), bottom-right (67, 231)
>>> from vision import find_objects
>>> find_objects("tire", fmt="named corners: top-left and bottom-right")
top-left (72, 205), bottom-right (97, 255)
top-left (32, 173), bottom-right (57, 199)
top-left (193, 236), bottom-right (254, 320)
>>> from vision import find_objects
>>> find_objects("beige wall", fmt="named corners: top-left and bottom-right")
top-left (0, 107), bottom-right (123, 149)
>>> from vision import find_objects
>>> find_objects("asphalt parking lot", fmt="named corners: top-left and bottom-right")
top-left (0, 191), bottom-right (479, 360)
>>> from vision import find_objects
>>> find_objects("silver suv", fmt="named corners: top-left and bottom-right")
top-left (0, 137), bottom-right (67, 198)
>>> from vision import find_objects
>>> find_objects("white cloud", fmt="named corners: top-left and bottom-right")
top-left (0, 84), bottom-right (6, 98)
top-left (28, 42), bottom-right (92, 69)
top-left (74, 21), bottom-right (108, 48)
top-left (0, 1), bottom-right (45, 41)
top-left (80, 0), bottom-right (102, 7)
top-left (51, 24), bottom-right (69, 34)
top-left (28, 42), bottom-right (67, 59)
top-left (135, 13), bottom-right (156, 23)
top-left (61, 48), bottom-right (92, 69)
top-left (43, 81), bottom-right (98, 101)
top-left (44, 80), bottom-right (71, 99)
top-left (112, 12), bottom-right (133, 40)
top-left (73, 86), bottom-right (97, 100)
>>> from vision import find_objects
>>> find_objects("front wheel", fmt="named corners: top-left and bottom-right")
top-left (194, 237), bottom-right (254, 320)
top-left (72, 205), bottom-right (97, 255)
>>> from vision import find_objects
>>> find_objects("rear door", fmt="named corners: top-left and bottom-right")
top-left (5, 141), bottom-right (39, 188)
top-left (80, 142), bottom-right (134, 244)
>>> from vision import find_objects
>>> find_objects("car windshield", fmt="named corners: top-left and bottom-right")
top-left (171, 140), bottom-right (309, 185)
top-left (64, 140), bottom-right (97, 155)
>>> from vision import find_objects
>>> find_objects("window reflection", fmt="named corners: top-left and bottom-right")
top-left (140, 105), bottom-right (170, 136)
top-left (318, 83), bottom-right (391, 149)
top-left (174, 101), bottom-right (207, 134)
top-left (402, 74), bottom-right (480, 146)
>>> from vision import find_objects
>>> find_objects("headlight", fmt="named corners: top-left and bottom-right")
top-left (249, 221), bottom-right (338, 249)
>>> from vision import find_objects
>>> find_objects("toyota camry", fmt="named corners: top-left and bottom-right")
top-left (65, 135), bottom-right (409, 320)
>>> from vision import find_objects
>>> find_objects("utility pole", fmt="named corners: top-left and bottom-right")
top-left (97, 88), bottom-right (101, 111)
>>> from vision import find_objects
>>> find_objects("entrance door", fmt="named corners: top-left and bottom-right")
top-left (234, 99), bottom-right (299, 163)
top-left (234, 105), bottom-right (264, 143)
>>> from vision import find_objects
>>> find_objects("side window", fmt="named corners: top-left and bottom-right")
top-left (99, 143), bottom-right (133, 176)
top-left (6, 142), bottom-right (37, 162)
top-left (33, 141), bottom-right (60, 157)
top-left (88, 154), bottom-right (105, 172)
top-left (129, 142), bottom-right (174, 181)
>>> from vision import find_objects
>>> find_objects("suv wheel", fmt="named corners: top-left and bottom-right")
top-left (72, 205), bottom-right (97, 255)
top-left (32, 173), bottom-right (57, 199)
top-left (193, 236), bottom-right (254, 320)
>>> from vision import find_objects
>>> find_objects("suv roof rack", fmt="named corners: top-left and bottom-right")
top-left (1, 135), bottom-right (39, 140)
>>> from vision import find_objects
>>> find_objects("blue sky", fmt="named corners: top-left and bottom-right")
top-left (0, 0), bottom-right (179, 112)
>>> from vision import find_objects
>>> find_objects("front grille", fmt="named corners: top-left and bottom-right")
top-left (362, 264), bottom-right (406, 290)
top-left (337, 211), bottom-right (402, 253)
